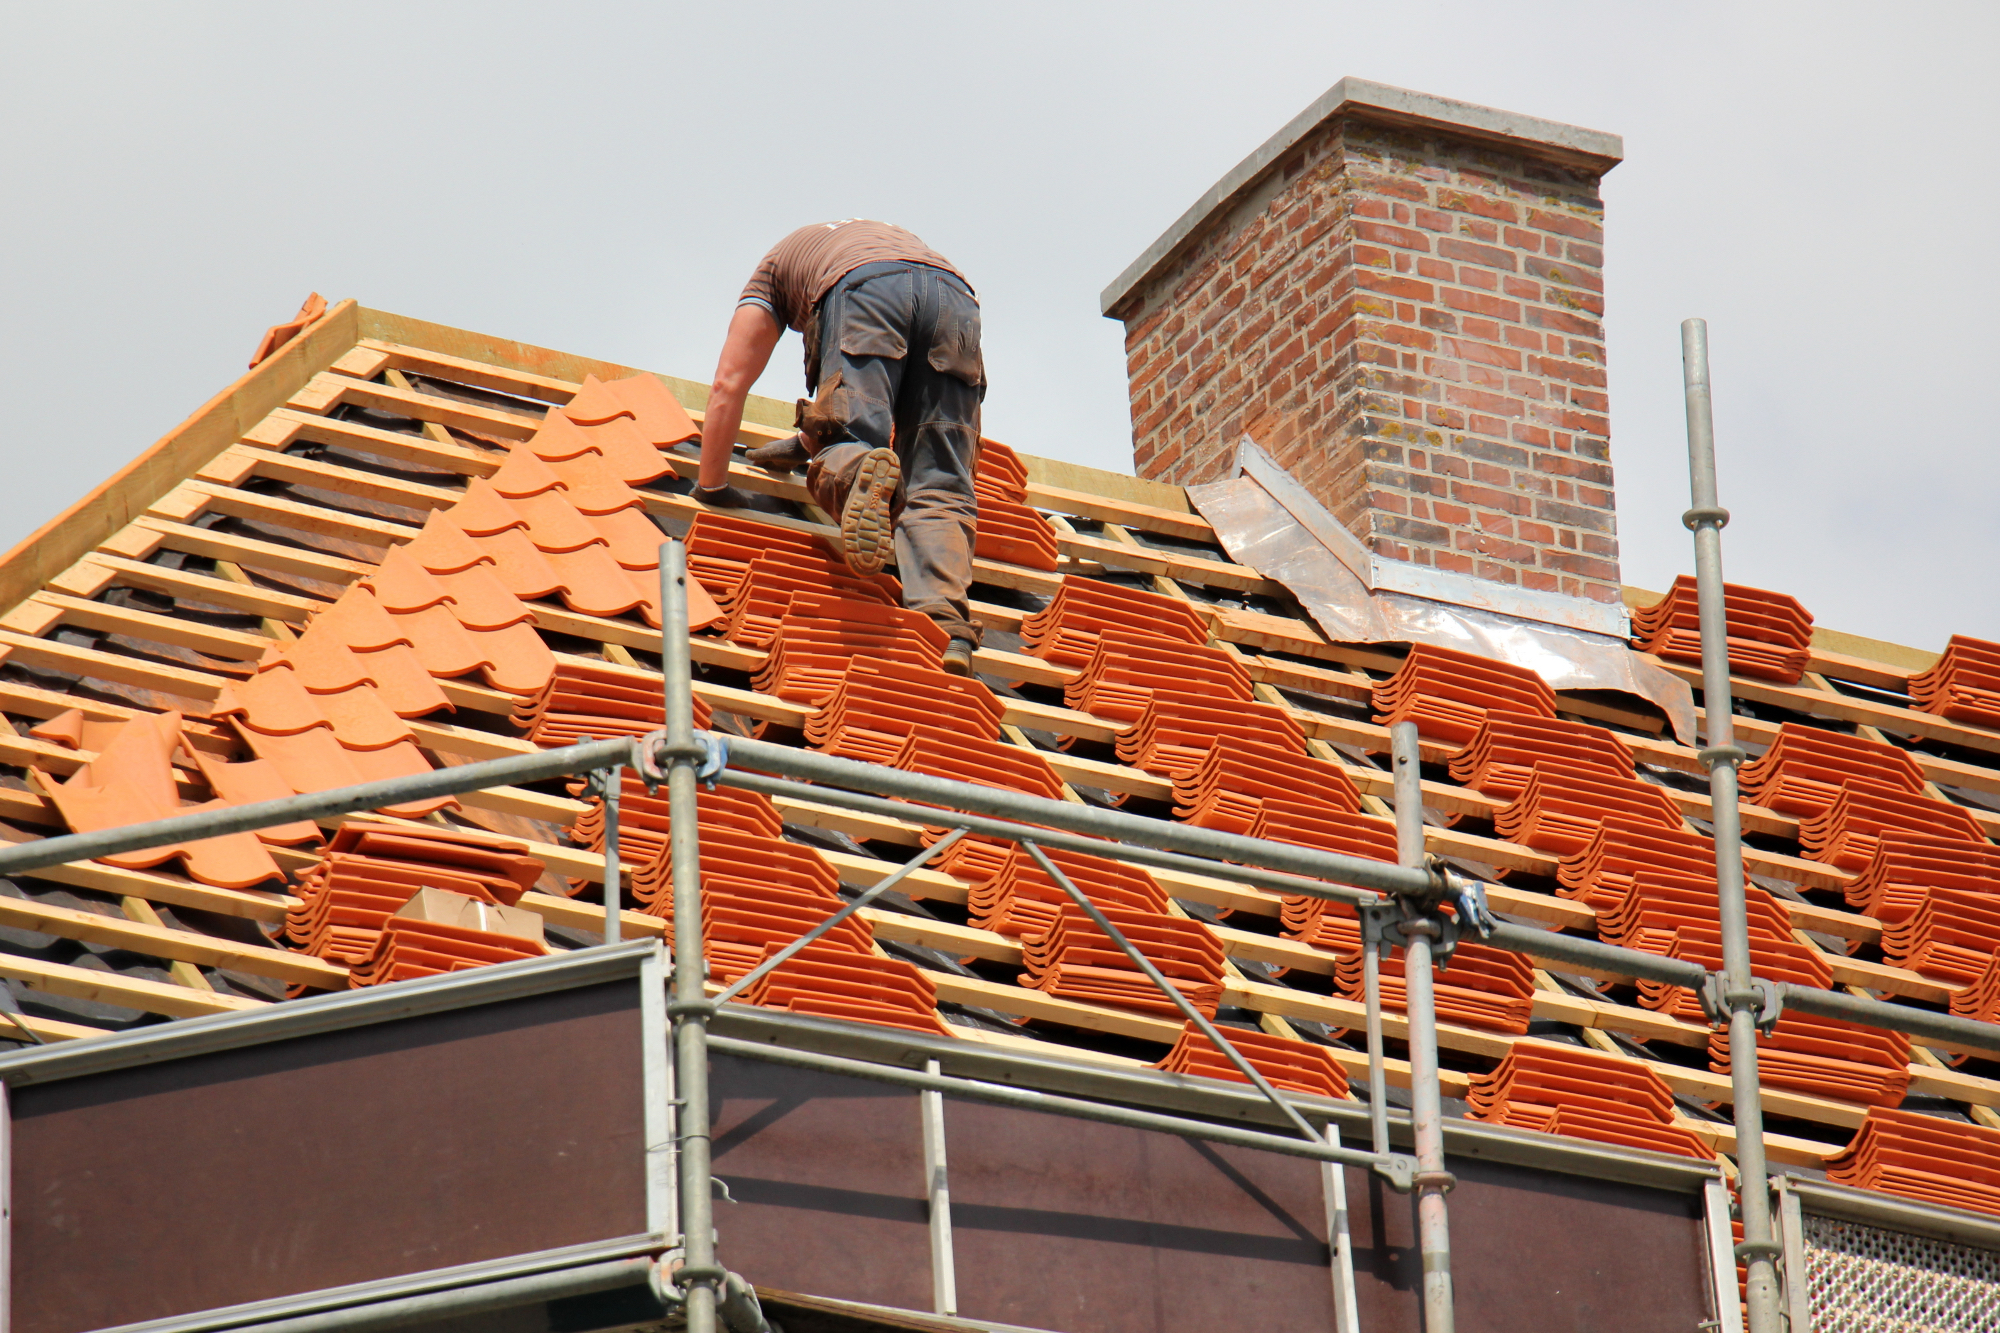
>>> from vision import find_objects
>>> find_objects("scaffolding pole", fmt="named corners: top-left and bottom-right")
top-left (1682, 318), bottom-right (1780, 1333)
top-left (1392, 722), bottom-right (1454, 1333)
top-left (660, 540), bottom-right (723, 1333)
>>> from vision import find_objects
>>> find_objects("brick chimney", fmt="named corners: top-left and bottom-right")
top-left (1103, 80), bottom-right (1626, 630)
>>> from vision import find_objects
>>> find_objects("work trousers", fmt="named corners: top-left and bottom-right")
top-left (802, 261), bottom-right (986, 645)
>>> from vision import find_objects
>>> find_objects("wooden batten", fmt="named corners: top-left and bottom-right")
top-left (0, 299), bottom-right (362, 617)
top-left (354, 306), bottom-right (799, 434)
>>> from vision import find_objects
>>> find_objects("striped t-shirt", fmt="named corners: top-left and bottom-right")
top-left (739, 220), bottom-right (967, 332)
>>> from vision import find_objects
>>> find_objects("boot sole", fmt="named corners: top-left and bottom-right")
top-left (840, 448), bottom-right (899, 576)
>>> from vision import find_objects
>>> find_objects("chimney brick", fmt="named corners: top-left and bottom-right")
top-left (1104, 81), bottom-right (1625, 608)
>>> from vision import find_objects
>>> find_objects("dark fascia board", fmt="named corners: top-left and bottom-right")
top-left (0, 940), bottom-right (661, 1088)
top-left (1101, 77), bottom-right (1624, 319)
top-left (712, 1006), bottom-right (1717, 1196)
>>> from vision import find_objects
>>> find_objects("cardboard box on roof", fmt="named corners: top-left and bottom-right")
top-left (394, 887), bottom-right (545, 943)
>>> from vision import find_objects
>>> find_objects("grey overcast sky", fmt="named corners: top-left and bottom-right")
top-left (2, 2), bottom-right (1993, 649)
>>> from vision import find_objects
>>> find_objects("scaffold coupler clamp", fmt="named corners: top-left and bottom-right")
top-left (1700, 972), bottom-right (1784, 1036)
top-left (1372, 1152), bottom-right (1421, 1193)
top-left (635, 728), bottom-right (731, 792)
top-left (1697, 743), bottom-right (1748, 772)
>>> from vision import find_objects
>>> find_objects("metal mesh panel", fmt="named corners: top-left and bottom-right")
top-left (1803, 1214), bottom-right (2000, 1333)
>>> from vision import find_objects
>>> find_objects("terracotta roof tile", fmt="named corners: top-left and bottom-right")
top-left (1909, 635), bottom-right (2000, 731)
top-left (560, 372), bottom-right (699, 448)
top-left (740, 940), bottom-right (953, 1037)
top-left (1372, 644), bottom-right (1558, 744)
top-left (894, 727), bottom-right (1067, 803)
top-left (684, 511), bottom-right (828, 599)
top-left (1739, 723), bottom-right (1928, 817)
top-left (1114, 692), bottom-right (1306, 778)
top-left (1447, 712), bottom-right (1635, 802)
top-left (974, 496), bottom-right (1060, 571)
top-left (1798, 780), bottom-right (1988, 871)
top-left (1492, 763), bottom-right (1684, 856)
top-left (1827, 1109), bottom-right (2000, 1215)
top-left (752, 600), bottom-right (948, 704)
top-left (38, 711), bottom-right (284, 889)
top-left (1639, 928), bottom-right (1832, 1020)
top-left (28, 708), bottom-right (126, 753)
top-left (513, 660), bottom-right (713, 748)
top-left (1172, 738), bottom-right (1362, 836)
top-left (1712, 1011), bottom-right (1910, 1107)
top-left (1879, 890), bottom-right (2000, 986)
top-left (185, 747), bottom-right (321, 845)
top-left (1152, 1021), bottom-right (1351, 1100)
top-left (232, 725), bottom-right (454, 820)
top-left (1019, 577), bottom-right (1208, 670)
top-left (1950, 952), bottom-right (2000, 1026)
top-left (719, 555), bottom-right (901, 647)
top-left (966, 845), bottom-right (1170, 939)
top-left (284, 826), bottom-right (539, 969)
top-left (1333, 937), bottom-right (1538, 1035)
top-left (1844, 833), bottom-right (2000, 919)
top-left (805, 656), bottom-right (1003, 762)
top-left (1063, 631), bottom-right (1252, 725)
top-left (1258, 801), bottom-right (1401, 862)
top-left (1558, 816), bottom-right (1720, 910)
top-left (365, 545), bottom-right (456, 614)
top-left (1630, 575), bottom-right (1814, 684)
top-left (347, 916), bottom-right (548, 986)
top-left (1598, 876), bottom-right (1794, 955)
top-left (973, 438), bottom-right (1030, 502)
top-left (249, 292), bottom-right (326, 368)
top-left (1464, 1045), bottom-right (1713, 1160)
top-left (1019, 903), bottom-right (1225, 1020)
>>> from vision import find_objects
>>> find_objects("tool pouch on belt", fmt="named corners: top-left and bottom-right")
top-left (795, 371), bottom-right (850, 455)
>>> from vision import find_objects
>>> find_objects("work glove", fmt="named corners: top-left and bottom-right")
top-left (692, 482), bottom-right (759, 510)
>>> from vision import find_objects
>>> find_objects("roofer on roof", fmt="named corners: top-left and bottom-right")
top-left (693, 220), bottom-right (987, 676)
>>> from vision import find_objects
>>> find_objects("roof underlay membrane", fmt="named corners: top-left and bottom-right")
top-left (5, 297), bottom-right (2000, 1220)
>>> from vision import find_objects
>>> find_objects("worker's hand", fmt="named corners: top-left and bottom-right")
top-left (692, 482), bottom-right (759, 510)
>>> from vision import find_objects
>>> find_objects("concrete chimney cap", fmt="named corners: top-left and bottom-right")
top-left (1101, 78), bottom-right (1624, 318)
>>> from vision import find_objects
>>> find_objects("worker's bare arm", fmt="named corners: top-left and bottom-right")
top-left (697, 304), bottom-right (784, 489)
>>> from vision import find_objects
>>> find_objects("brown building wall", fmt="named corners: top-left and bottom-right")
top-left (1110, 103), bottom-right (1622, 606)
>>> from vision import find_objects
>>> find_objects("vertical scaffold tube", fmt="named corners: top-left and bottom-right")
top-left (1681, 319), bottom-right (1780, 1333)
top-left (1393, 721), bottom-right (1454, 1333)
top-left (602, 768), bottom-right (622, 945)
top-left (662, 540), bottom-right (718, 1333)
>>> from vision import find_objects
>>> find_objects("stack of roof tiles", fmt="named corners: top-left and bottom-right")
top-left (1558, 819), bottom-right (1719, 910)
top-left (512, 659), bottom-right (712, 747)
top-left (1738, 724), bottom-right (1926, 816)
top-left (806, 656), bottom-right (1004, 763)
top-left (1827, 1109), bottom-right (2000, 1216)
top-left (1629, 576), bottom-right (1814, 684)
top-left (755, 599), bottom-right (948, 706)
top-left (1492, 762), bottom-right (1683, 859)
top-left (1711, 1013), bottom-right (1911, 1108)
top-left (1447, 713), bottom-right (1636, 803)
top-left (1151, 1021), bottom-right (1351, 1100)
top-left (1372, 645), bottom-right (1556, 744)
top-left (1334, 937), bottom-right (1540, 1035)
top-left (564, 775), bottom-right (950, 1035)
top-left (1019, 903), bottom-right (1226, 1020)
top-left (283, 825), bottom-right (545, 987)
top-left (965, 844), bottom-right (1171, 939)
top-left (1465, 1045), bottom-right (1713, 1160)
top-left (1019, 577), bottom-right (1208, 672)
top-left (970, 438), bottom-right (1060, 572)
top-left (1063, 631), bottom-right (1252, 728)
top-left (347, 916), bottom-right (548, 987)
top-left (1638, 929), bottom-right (1831, 1022)
top-left (1908, 636), bottom-right (2000, 730)
top-left (1798, 783), bottom-right (1988, 872)
top-left (684, 514), bottom-right (899, 651)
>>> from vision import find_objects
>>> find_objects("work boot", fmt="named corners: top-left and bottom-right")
top-left (941, 638), bottom-right (976, 676)
top-left (838, 447), bottom-right (900, 577)
top-left (746, 432), bottom-right (811, 474)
